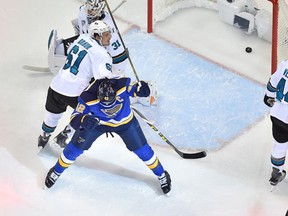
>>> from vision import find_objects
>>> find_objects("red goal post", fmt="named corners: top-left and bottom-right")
top-left (269, 0), bottom-right (288, 73)
top-left (147, 0), bottom-right (288, 74)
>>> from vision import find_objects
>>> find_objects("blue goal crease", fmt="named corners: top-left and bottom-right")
top-left (123, 28), bottom-right (270, 151)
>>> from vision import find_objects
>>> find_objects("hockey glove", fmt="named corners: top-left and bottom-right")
top-left (135, 81), bottom-right (150, 97)
top-left (264, 94), bottom-right (275, 107)
top-left (137, 80), bottom-right (158, 106)
top-left (81, 115), bottom-right (99, 129)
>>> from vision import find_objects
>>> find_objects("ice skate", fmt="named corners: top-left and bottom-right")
top-left (158, 170), bottom-right (171, 195)
top-left (44, 167), bottom-right (60, 189)
top-left (38, 133), bottom-right (51, 151)
top-left (269, 167), bottom-right (286, 191)
top-left (53, 127), bottom-right (71, 148)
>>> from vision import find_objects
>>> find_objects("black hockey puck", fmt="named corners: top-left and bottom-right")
top-left (245, 47), bottom-right (252, 53)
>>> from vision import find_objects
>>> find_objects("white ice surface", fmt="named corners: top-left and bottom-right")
top-left (0, 0), bottom-right (287, 215)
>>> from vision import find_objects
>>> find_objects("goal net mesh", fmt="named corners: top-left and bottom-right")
top-left (150, 0), bottom-right (288, 71)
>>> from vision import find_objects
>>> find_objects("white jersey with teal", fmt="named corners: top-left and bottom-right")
top-left (50, 34), bottom-right (112, 97)
top-left (266, 60), bottom-right (288, 124)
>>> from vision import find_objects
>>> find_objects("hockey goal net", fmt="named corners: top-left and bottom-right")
top-left (147, 0), bottom-right (288, 73)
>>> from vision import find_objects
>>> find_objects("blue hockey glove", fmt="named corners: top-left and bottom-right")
top-left (136, 81), bottom-right (150, 97)
top-left (264, 94), bottom-right (275, 107)
top-left (81, 115), bottom-right (99, 129)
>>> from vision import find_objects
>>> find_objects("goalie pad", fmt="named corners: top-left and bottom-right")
top-left (136, 80), bottom-right (158, 106)
top-left (71, 18), bottom-right (80, 35)
top-left (48, 30), bottom-right (66, 74)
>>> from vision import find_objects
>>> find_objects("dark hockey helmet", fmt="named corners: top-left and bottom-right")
top-left (98, 79), bottom-right (116, 105)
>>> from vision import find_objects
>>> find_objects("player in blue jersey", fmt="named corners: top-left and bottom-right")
top-left (44, 77), bottom-right (172, 195)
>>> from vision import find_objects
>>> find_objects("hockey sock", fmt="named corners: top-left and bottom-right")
top-left (271, 139), bottom-right (288, 170)
top-left (133, 143), bottom-right (164, 176)
top-left (41, 122), bottom-right (56, 134)
top-left (43, 111), bottom-right (64, 132)
top-left (54, 142), bottom-right (84, 174)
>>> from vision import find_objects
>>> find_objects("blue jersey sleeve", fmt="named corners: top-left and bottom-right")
top-left (70, 97), bottom-right (92, 130)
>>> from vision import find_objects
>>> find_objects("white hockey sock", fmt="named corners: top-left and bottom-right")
top-left (44, 111), bottom-right (64, 129)
top-left (271, 139), bottom-right (288, 170)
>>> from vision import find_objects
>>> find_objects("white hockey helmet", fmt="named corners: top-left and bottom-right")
top-left (85, 0), bottom-right (105, 19)
top-left (88, 20), bottom-right (111, 38)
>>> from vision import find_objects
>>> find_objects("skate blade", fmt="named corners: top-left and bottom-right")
top-left (270, 185), bottom-right (275, 192)
top-left (43, 184), bottom-right (48, 190)
top-left (50, 141), bottom-right (63, 149)
top-left (37, 146), bottom-right (44, 153)
top-left (164, 191), bottom-right (171, 197)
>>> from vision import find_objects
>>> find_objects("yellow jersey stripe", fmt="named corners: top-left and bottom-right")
top-left (86, 99), bottom-right (100, 105)
top-left (100, 111), bottom-right (133, 127)
top-left (116, 86), bottom-right (126, 95)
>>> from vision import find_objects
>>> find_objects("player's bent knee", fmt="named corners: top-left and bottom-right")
top-left (133, 143), bottom-right (154, 161)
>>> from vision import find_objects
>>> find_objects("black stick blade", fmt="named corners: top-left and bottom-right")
top-left (179, 150), bottom-right (207, 159)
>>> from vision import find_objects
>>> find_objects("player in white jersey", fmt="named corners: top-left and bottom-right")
top-left (38, 20), bottom-right (113, 151)
top-left (48, 0), bottom-right (157, 106)
top-left (264, 60), bottom-right (288, 187)
top-left (71, 0), bottom-right (106, 35)
top-left (49, 0), bottom-right (128, 76)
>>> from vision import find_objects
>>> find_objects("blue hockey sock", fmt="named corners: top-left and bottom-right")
top-left (133, 143), bottom-right (164, 176)
top-left (54, 142), bottom-right (84, 174)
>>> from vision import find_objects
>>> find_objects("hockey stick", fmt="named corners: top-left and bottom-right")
top-left (131, 106), bottom-right (207, 159)
top-left (104, 0), bottom-right (140, 82)
top-left (23, 65), bottom-right (51, 72)
top-left (111, 0), bottom-right (127, 13)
